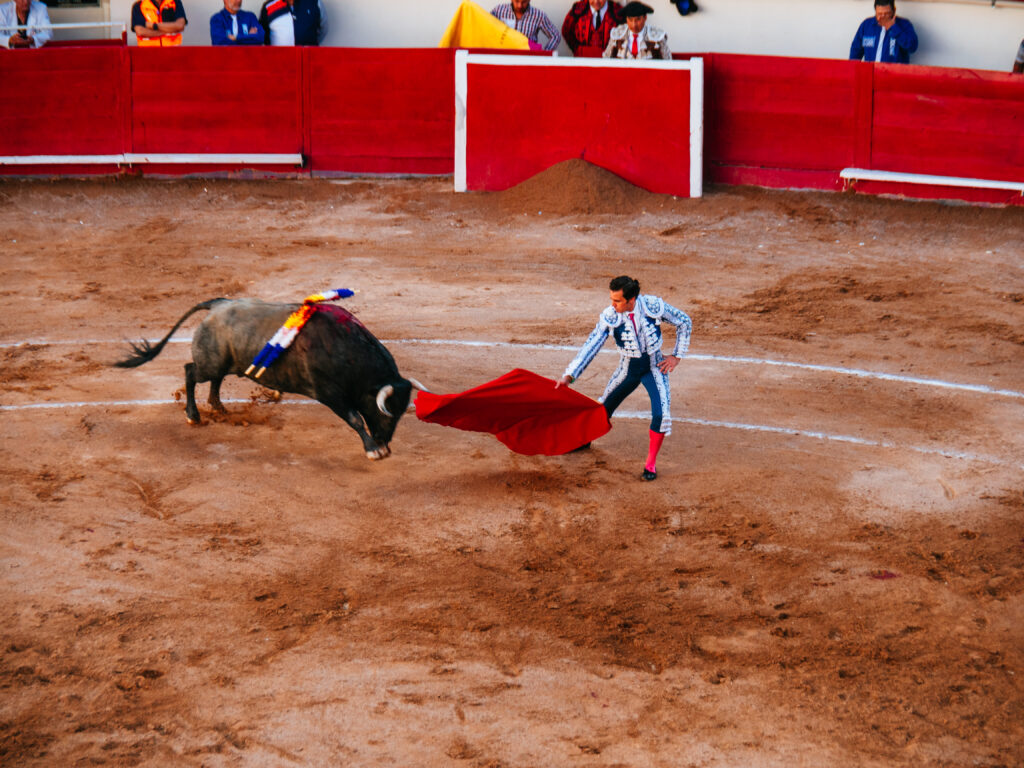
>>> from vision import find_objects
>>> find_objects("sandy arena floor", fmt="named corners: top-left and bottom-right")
top-left (1, 166), bottom-right (1022, 767)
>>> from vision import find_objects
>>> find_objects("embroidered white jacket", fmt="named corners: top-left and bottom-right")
top-left (602, 23), bottom-right (671, 60)
top-left (563, 294), bottom-right (692, 381)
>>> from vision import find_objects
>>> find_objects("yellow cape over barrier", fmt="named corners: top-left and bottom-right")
top-left (438, 0), bottom-right (531, 49)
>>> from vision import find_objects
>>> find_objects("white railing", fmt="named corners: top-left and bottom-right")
top-left (841, 168), bottom-right (1024, 195)
top-left (6, 20), bottom-right (127, 39)
top-left (0, 154), bottom-right (305, 166)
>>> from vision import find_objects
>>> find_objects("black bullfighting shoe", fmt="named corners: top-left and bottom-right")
top-left (642, 468), bottom-right (657, 481)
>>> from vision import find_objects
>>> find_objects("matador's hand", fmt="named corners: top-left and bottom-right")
top-left (657, 356), bottom-right (680, 374)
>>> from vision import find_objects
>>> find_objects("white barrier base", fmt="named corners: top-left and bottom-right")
top-left (1, 154), bottom-right (304, 166)
top-left (841, 168), bottom-right (1024, 194)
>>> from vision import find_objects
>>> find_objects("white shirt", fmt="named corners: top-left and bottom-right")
top-left (591, 4), bottom-right (606, 27)
top-left (265, 0), bottom-right (328, 46)
top-left (0, 0), bottom-right (52, 48)
top-left (630, 30), bottom-right (644, 53)
top-left (628, 310), bottom-right (646, 353)
top-left (267, 9), bottom-right (295, 46)
top-left (874, 27), bottom-right (886, 62)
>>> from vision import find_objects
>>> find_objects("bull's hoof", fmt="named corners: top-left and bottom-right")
top-left (187, 416), bottom-right (201, 426)
top-left (366, 447), bottom-right (391, 460)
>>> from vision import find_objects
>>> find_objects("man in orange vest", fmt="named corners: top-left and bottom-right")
top-left (132, 0), bottom-right (187, 47)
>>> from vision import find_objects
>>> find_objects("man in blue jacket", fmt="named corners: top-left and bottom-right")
top-left (210, 0), bottom-right (263, 44)
top-left (850, 0), bottom-right (917, 64)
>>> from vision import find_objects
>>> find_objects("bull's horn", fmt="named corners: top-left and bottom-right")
top-left (407, 377), bottom-right (431, 393)
top-left (376, 384), bottom-right (394, 417)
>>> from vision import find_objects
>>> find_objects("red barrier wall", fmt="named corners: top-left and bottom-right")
top-left (697, 52), bottom-right (1024, 202)
top-left (131, 47), bottom-right (303, 154)
top-left (1, 48), bottom-right (1020, 206)
top-left (308, 48), bottom-right (454, 175)
top-left (870, 64), bottom-right (1024, 183)
top-left (700, 53), bottom-right (870, 191)
top-left (0, 48), bottom-right (126, 156)
top-left (464, 61), bottom-right (695, 196)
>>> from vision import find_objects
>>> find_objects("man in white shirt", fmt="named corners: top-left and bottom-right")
top-left (0, 0), bottom-right (51, 49)
top-left (258, 0), bottom-right (327, 46)
top-left (603, 1), bottom-right (670, 60)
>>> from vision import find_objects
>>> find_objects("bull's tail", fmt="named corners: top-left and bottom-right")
top-left (114, 299), bottom-right (226, 368)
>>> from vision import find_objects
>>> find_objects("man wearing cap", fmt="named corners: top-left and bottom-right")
top-left (556, 275), bottom-right (692, 481)
top-left (603, 1), bottom-right (671, 60)
top-left (562, 0), bottom-right (623, 56)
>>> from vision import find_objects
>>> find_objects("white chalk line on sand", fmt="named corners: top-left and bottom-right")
top-left (2, 336), bottom-right (1023, 401)
top-left (0, 397), bottom-right (1020, 470)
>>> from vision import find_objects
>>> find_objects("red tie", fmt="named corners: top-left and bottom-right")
top-left (629, 312), bottom-right (639, 339)
top-left (631, 34), bottom-right (638, 57)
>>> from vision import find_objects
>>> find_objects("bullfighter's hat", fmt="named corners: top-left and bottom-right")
top-left (622, 1), bottom-right (654, 16)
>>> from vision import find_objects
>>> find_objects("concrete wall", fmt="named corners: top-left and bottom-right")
top-left (79, 0), bottom-right (1023, 73)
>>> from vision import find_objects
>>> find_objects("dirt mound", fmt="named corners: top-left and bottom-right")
top-left (488, 158), bottom-right (656, 216)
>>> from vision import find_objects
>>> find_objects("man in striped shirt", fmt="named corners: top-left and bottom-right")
top-left (490, 0), bottom-right (561, 52)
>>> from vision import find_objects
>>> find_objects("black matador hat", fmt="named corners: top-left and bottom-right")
top-left (622, 1), bottom-right (654, 17)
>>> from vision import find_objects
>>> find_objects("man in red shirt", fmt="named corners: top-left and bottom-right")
top-left (562, 0), bottom-right (623, 56)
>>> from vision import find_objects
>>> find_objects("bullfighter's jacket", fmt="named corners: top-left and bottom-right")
top-left (563, 294), bottom-right (692, 382)
top-left (602, 23), bottom-right (671, 60)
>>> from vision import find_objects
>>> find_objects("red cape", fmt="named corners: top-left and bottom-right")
top-left (414, 368), bottom-right (611, 456)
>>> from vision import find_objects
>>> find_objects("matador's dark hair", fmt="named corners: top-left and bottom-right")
top-left (874, 0), bottom-right (895, 7)
top-left (609, 275), bottom-right (640, 300)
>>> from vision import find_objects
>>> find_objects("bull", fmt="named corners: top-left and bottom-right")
top-left (115, 298), bottom-right (424, 459)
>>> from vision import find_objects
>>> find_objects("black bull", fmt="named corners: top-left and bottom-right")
top-left (115, 298), bottom-right (425, 459)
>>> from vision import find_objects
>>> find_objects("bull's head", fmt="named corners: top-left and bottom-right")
top-left (361, 377), bottom-right (428, 459)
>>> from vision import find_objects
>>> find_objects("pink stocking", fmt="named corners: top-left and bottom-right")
top-left (645, 430), bottom-right (665, 472)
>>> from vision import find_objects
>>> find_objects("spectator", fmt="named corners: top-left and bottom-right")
top-left (0, 0), bottom-right (52, 49)
top-left (562, 0), bottom-right (623, 56)
top-left (490, 0), bottom-right (561, 52)
top-left (259, 0), bottom-right (326, 46)
top-left (603, 1), bottom-right (670, 60)
top-left (132, 0), bottom-right (187, 47)
top-left (1014, 39), bottom-right (1024, 74)
top-left (211, 0), bottom-right (262, 45)
top-left (849, 0), bottom-right (917, 64)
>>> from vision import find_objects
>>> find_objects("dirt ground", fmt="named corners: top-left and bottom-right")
top-left (1, 166), bottom-right (1022, 768)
